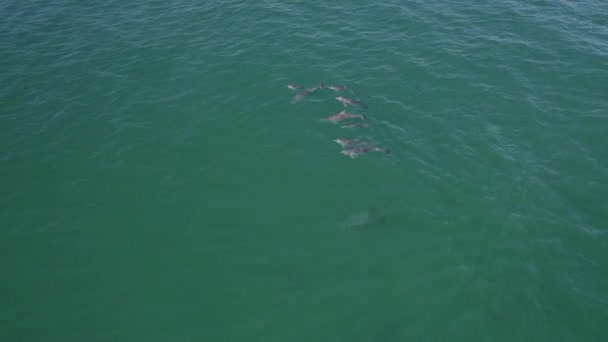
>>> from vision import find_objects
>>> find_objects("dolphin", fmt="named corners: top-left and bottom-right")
top-left (341, 122), bottom-right (370, 129)
top-left (329, 85), bottom-right (350, 92)
top-left (334, 138), bottom-right (362, 147)
top-left (341, 146), bottom-right (391, 159)
top-left (340, 207), bottom-right (388, 229)
top-left (336, 96), bottom-right (362, 106)
top-left (292, 87), bottom-right (318, 102)
top-left (287, 84), bottom-right (305, 91)
top-left (322, 110), bottom-right (366, 123)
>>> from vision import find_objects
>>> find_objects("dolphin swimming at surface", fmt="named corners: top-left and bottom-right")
top-left (336, 96), bottom-right (362, 106)
top-left (292, 87), bottom-right (319, 102)
top-left (290, 82), bottom-right (325, 91)
top-left (341, 146), bottom-right (390, 159)
top-left (322, 110), bottom-right (366, 123)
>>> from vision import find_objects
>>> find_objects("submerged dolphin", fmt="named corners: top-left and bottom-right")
top-left (334, 138), bottom-right (362, 147)
top-left (341, 122), bottom-right (369, 129)
top-left (341, 146), bottom-right (390, 159)
top-left (287, 84), bottom-right (305, 91)
top-left (322, 110), bottom-right (366, 123)
top-left (340, 207), bottom-right (388, 229)
top-left (329, 85), bottom-right (350, 92)
top-left (336, 96), bottom-right (362, 106)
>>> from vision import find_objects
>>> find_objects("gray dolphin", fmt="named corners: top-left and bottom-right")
top-left (322, 110), bottom-right (366, 123)
top-left (292, 87), bottom-right (319, 102)
top-left (341, 146), bottom-right (390, 159)
top-left (341, 122), bottom-right (370, 129)
top-left (336, 96), bottom-right (362, 106)
top-left (287, 84), bottom-right (305, 91)
top-left (334, 138), bottom-right (362, 147)
top-left (329, 85), bottom-right (350, 92)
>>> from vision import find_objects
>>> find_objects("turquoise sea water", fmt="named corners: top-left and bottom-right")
top-left (2, 1), bottom-right (608, 340)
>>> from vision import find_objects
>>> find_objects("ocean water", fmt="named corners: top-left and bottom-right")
top-left (2, 1), bottom-right (608, 340)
